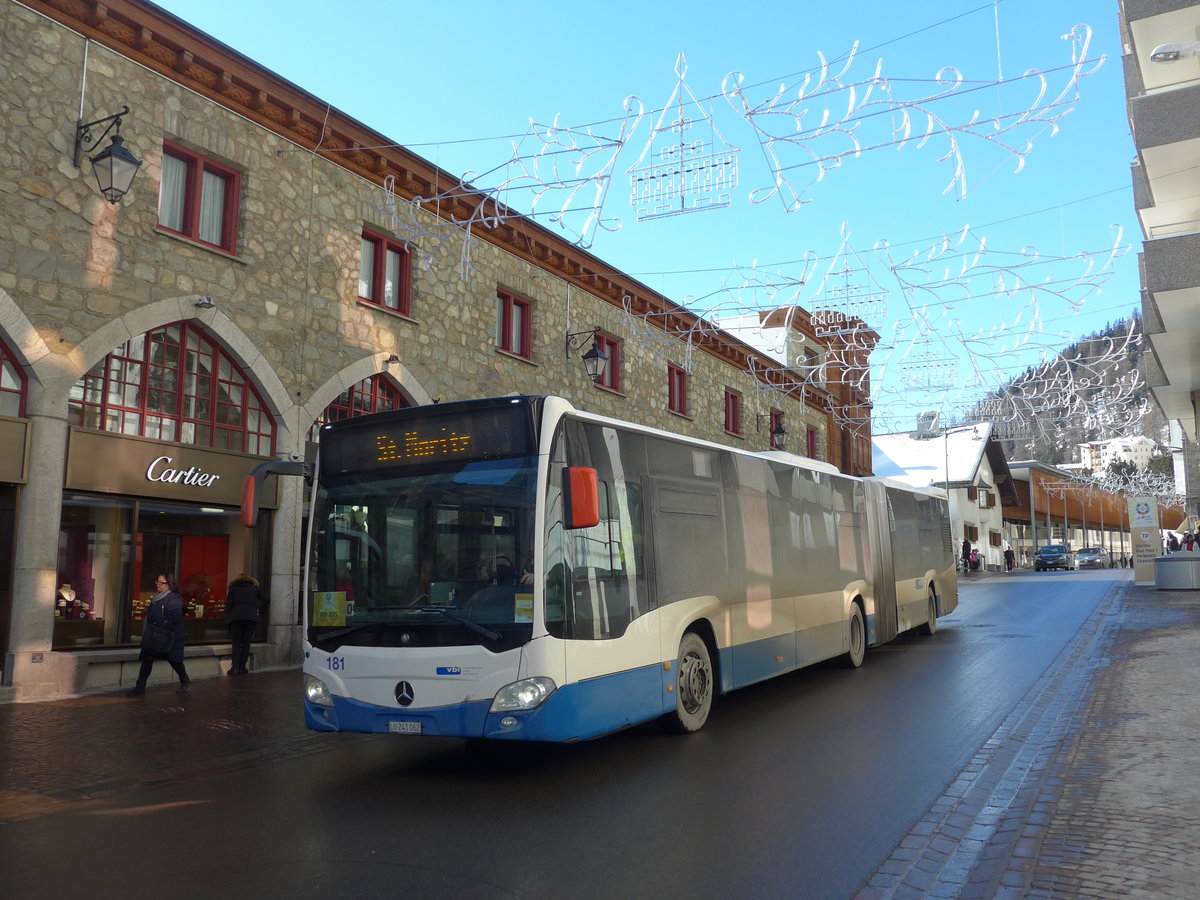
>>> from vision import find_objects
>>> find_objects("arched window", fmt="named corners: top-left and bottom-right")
top-left (309, 374), bottom-right (407, 441)
top-left (68, 321), bottom-right (275, 455)
top-left (0, 337), bottom-right (26, 418)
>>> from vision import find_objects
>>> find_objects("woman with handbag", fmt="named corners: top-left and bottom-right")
top-left (125, 572), bottom-right (190, 696)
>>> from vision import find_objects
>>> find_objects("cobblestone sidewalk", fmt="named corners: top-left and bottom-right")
top-left (854, 576), bottom-right (1200, 899)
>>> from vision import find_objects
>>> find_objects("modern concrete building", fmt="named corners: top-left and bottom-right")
top-left (0, 0), bottom-right (876, 700)
top-left (1119, 0), bottom-right (1200, 510)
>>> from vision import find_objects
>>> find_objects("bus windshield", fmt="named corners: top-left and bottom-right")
top-left (308, 456), bottom-right (537, 652)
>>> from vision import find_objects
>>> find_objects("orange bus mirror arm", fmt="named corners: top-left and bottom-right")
top-left (241, 460), bottom-right (309, 528)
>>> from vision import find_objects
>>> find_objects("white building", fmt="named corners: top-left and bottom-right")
top-left (873, 422), bottom-right (1020, 571)
top-left (1076, 436), bottom-right (1157, 470)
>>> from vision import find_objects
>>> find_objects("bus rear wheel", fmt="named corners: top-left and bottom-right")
top-left (671, 632), bottom-right (714, 733)
top-left (841, 604), bottom-right (866, 668)
top-left (918, 594), bottom-right (938, 636)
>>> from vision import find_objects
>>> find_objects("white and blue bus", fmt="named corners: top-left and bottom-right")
top-left (281, 395), bottom-right (956, 741)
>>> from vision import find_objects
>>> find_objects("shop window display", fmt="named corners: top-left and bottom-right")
top-left (54, 494), bottom-right (268, 648)
top-left (55, 495), bottom-right (133, 647)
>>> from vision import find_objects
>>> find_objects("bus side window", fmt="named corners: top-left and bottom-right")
top-left (546, 419), bottom-right (648, 640)
top-left (570, 481), bottom-right (619, 638)
top-left (562, 480), bottom-right (647, 640)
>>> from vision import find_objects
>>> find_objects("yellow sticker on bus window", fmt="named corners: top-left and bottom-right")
top-left (513, 592), bottom-right (533, 623)
top-left (313, 591), bottom-right (347, 627)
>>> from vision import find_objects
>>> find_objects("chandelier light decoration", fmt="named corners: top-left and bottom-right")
top-left (341, 17), bottom-right (1150, 464)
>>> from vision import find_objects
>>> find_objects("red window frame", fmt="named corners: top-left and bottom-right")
top-left (806, 426), bottom-right (818, 459)
top-left (158, 141), bottom-right (240, 253)
top-left (723, 389), bottom-right (741, 435)
top-left (0, 337), bottom-right (26, 417)
top-left (359, 229), bottom-right (412, 315)
top-left (595, 334), bottom-right (620, 391)
top-left (309, 375), bottom-right (408, 441)
top-left (667, 364), bottom-right (688, 416)
top-left (68, 321), bottom-right (274, 455)
top-left (496, 289), bottom-right (532, 359)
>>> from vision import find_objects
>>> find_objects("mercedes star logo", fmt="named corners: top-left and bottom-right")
top-left (395, 681), bottom-right (415, 707)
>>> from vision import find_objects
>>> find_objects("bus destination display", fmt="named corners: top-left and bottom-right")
top-left (321, 405), bottom-right (535, 474)
top-left (376, 427), bottom-right (471, 462)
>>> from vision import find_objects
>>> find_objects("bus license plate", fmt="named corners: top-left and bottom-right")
top-left (388, 720), bottom-right (422, 734)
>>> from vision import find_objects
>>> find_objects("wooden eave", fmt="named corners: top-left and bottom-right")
top-left (26, 0), bottom-right (832, 411)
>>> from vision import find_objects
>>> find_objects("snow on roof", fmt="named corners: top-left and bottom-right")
top-left (871, 423), bottom-right (990, 489)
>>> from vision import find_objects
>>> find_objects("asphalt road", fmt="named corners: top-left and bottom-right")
top-left (1, 570), bottom-right (1116, 900)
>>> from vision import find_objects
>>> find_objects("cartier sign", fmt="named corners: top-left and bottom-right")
top-left (65, 428), bottom-right (276, 508)
top-left (145, 456), bottom-right (221, 488)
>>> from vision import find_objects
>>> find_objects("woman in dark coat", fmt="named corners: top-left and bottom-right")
top-left (225, 574), bottom-right (267, 675)
top-left (126, 572), bottom-right (189, 696)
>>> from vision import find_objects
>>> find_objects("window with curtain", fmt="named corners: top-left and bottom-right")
top-left (359, 229), bottom-right (412, 314)
top-left (68, 321), bottom-right (274, 455)
top-left (667, 364), bottom-right (688, 416)
top-left (595, 334), bottom-right (620, 391)
top-left (496, 289), bottom-right (531, 358)
top-left (157, 142), bottom-right (240, 253)
top-left (723, 389), bottom-right (741, 435)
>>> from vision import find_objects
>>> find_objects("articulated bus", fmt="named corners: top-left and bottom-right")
top-left (286, 395), bottom-right (957, 741)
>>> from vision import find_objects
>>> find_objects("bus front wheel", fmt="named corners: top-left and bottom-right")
top-left (842, 604), bottom-right (866, 668)
top-left (671, 632), bottom-right (714, 733)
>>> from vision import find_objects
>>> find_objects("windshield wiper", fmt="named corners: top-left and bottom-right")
top-left (311, 622), bottom-right (375, 643)
top-left (412, 606), bottom-right (501, 642)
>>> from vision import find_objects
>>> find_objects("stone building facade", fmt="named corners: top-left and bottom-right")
top-left (0, 0), bottom-right (874, 700)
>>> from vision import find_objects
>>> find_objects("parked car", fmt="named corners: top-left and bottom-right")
top-left (1034, 544), bottom-right (1075, 571)
top-left (1075, 547), bottom-right (1110, 569)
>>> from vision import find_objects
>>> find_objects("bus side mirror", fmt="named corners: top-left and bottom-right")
top-left (241, 460), bottom-right (308, 528)
top-left (563, 467), bottom-right (600, 529)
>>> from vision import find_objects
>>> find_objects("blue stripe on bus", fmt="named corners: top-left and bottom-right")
top-left (305, 625), bottom-right (864, 741)
top-left (304, 661), bottom-right (668, 742)
top-left (719, 631), bottom-right (797, 688)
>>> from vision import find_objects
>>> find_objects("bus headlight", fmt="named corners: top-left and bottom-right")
top-left (490, 676), bottom-right (556, 712)
top-left (304, 674), bottom-right (334, 708)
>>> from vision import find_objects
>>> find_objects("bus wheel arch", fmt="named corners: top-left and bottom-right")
top-left (841, 599), bottom-right (866, 668)
top-left (669, 624), bottom-right (718, 733)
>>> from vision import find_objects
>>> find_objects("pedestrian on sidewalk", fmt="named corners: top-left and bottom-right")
top-left (1004, 546), bottom-right (1016, 573)
top-left (126, 572), bottom-right (189, 696)
top-left (225, 573), bottom-right (267, 676)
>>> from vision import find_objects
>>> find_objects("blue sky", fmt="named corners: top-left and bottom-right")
top-left (152, 0), bottom-right (1140, 434)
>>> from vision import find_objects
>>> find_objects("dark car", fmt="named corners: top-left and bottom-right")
top-left (1034, 544), bottom-right (1074, 571)
top-left (1075, 547), bottom-right (1110, 569)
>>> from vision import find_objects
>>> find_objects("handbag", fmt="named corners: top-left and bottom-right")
top-left (144, 622), bottom-right (173, 654)
top-left (143, 602), bottom-right (174, 654)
